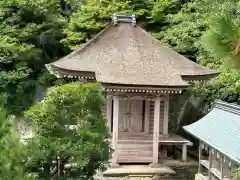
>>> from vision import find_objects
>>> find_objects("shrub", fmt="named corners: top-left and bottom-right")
top-left (25, 82), bottom-right (110, 180)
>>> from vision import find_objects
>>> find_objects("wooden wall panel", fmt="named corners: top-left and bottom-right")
top-left (117, 142), bottom-right (153, 163)
top-left (149, 101), bottom-right (154, 134)
top-left (119, 100), bottom-right (128, 132)
top-left (118, 99), bottom-right (143, 132)
top-left (159, 100), bottom-right (164, 134)
top-left (130, 100), bottom-right (143, 132)
top-left (149, 100), bottom-right (164, 134)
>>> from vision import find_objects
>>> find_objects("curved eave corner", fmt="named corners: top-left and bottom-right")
top-left (182, 71), bottom-right (220, 82)
top-left (45, 64), bottom-right (96, 80)
top-left (45, 63), bottom-right (60, 77)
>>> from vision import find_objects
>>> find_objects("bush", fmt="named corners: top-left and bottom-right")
top-left (25, 82), bottom-right (110, 180)
top-left (233, 167), bottom-right (240, 180)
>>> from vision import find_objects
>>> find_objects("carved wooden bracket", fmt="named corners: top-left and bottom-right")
top-left (106, 94), bottom-right (166, 101)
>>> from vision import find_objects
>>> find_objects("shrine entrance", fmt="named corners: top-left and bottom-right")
top-left (119, 99), bottom-right (144, 133)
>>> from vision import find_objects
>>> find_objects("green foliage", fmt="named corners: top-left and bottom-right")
top-left (25, 83), bottom-right (110, 179)
top-left (62, 0), bottom-right (153, 49)
top-left (0, 109), bottom-right (34, 180)
top-left (157, 0), bottom-right (240, 104)
top-left (201, 3), bottom-right (240, 69)
top-left (192, 68), bottom-right (240, 102)
top-left (155, 0), bottom-right (221, 61)
top-left (0, 0), bottom-right (70, 115)
top-left (233, 167), bottom-right (240, 180)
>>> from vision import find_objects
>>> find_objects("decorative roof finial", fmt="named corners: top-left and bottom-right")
top-left (112, 13), bottom-right (136, 27)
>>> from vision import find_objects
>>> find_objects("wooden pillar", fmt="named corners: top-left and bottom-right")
top-left (182, 143), bottom-right (187, 161)
top-left (198, 142), bottom-right (202, 173)
top-left (107, 98), bottom-right (113, 133)
top-left (112, 95), bottom-right (119, 167)
top-left (152, 96), bottom-right (160, 165)
top-left (144, 100), bottom-right (150, 134)
top-left (220, 155), bottom-right (224, 180)
top-left (163, 95), bottom-right (169, 135)
top-left (208, 148), bottom-right (213, 180)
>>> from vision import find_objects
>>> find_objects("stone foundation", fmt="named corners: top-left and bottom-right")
top-left (95, 160), bottom-right (198, 180)
top-left (153, 166), bottom-right (198, 180)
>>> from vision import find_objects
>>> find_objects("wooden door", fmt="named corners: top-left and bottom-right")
top-left (119, 99), bottom-right (144, 132)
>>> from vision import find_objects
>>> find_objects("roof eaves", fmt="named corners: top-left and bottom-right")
top-left (214, 100), bottom-right (240, 115)
top-left (183, 125), bottom-right (240, 165)
top-left (181, 72), bottom-right (219, 81)
top-left (45, 64), bottom-right (96, 79)
top-left (102, 82), bottom-right (189, 89)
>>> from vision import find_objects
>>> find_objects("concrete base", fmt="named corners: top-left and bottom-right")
top-left (103, 165), bottom-right (175, 177)
top-left (149, 163), bottom-right (163, 168)
top-left (195, 173), bottom-right (208, 180)
top-left (110, 163), bottom-right (120, 168)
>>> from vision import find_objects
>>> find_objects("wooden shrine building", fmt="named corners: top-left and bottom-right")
top-left (46, 13), bottom-right (218, 167)
top-left (184, 100), bottom-right (240, 180)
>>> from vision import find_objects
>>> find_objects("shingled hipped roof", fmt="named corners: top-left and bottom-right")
top-left (46, 14), bottom-right (218, 88)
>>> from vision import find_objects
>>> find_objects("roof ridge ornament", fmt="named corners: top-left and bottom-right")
top-left (112, 13), bottom-right (136, 27)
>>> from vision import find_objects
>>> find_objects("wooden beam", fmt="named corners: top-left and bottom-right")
top-left (220, 155), bottom-right (224, 180)
top-left (182, 144), bottom-right (187, 161)
top-left (208, 148), bottom-right (213, 180)
top-left (163, 94), bottom-right (169, 135)
top-left (112, 95), bottom-right (120, 167)
top-left (152, 96), bottom-right (160, 165)
top-left (107, 93), bottom-right (167, 101)
top-left (107, 98), bottom-right (113, 133)
top-left (144, 100), bottom-right (150, 134)
top-left (198, 142), bottom-right (202, 173)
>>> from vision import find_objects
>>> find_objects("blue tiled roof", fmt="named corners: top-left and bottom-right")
top-left (183, 100), bottom-right (240, 164)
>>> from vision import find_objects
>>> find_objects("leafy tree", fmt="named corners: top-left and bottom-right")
top-left (0, 0), bottom-right (70, 115)
top-left (154, 0), bottom-right (240, 104)
top-left (62, 0), bottom-right (153, 49)
top-left (25, 83), bottom-right (110, 180)
top-left (0, 109), bottom-right (33, 180)
top-left (201, 2), bottom-right (240, 69)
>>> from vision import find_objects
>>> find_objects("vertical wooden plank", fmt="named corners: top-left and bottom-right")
top-left (208, 148), bottom-right (212, 180)
top-left (163, 94), bottom-right (169, 135)
top-left (107, 98), bottom-right (113, 133)
top-left (119, 99), bottom-right (128, 132)
top-left (130, 99), bottom-right (143, 132)
top-left (144, 100), bottom-right (150, 134)
top-left (198, 142), bottom-right (202, 173)
top-left (149, 101), bottom-right (154, 134)
top-left (182, 143), bottom-right (187, 161)
top-left (159, 101), bottom-right (164, 134)
top-left (220, 155), bottom-right (224, 180)
top-left (152, 96), bottom-right (160, 165)
top-left (112, 95), bottom-right (119, 167)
